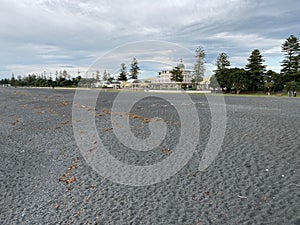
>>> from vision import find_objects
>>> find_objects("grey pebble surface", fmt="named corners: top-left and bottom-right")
top-left (0, 87), bottom-right (299, 225)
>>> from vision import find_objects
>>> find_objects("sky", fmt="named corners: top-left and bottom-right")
top-left (0, 0), bottom-right (299, 79)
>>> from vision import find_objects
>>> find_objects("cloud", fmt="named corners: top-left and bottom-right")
top-left (0, 0), bottom-right (299, 79)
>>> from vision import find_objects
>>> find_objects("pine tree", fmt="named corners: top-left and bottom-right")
top-left (193, 47), bottom-right (205, 83)
top-left (245, 49), bottom-right (266, 92)
top-left (130, 57), bottom-right (140, 79)
top-left (170, 66), bottom-right (183, 83)
top-left (102, 70), bottom-right (108, 81)
top-left (95, 70), bottom-right (100, 81)
top-left (55, 71), bottom-right (58, 80)
top-left (214, 52), bottom-right (231, 90)
top-left (281, 35), bottom-right (300, 81)
top-left (107, 73), bottom-right (113, 82)
top-left (10, 73), bottom-right (16, 86)
top-left (118, 63), bottom-right (127, 81)
top-left (215, 52), bottom-right (230, 71)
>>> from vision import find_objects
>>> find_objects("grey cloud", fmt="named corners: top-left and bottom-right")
top-left (0, 0), bottom-right (299, 78)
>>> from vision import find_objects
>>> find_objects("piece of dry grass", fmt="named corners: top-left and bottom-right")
top-left (10, 119), bottom-right (20, 126)
top-left (59, 158), bottom-right (80, 190)
top-left (161, 148), bottom-right (172, 154)
top-left (57, 100), bottom-right (72, 107)
top-left (102, 127), bottom-right (113, 132)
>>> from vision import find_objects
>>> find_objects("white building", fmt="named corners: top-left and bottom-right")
top-left (124, 79), bottom-right (149, 89)
top-left (153, 70), bottom-right (193, 84)
top-left (149, 60), bottom-right (194, 89)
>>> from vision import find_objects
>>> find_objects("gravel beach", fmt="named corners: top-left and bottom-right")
top-left (1, 87), bottom-right (299, 225)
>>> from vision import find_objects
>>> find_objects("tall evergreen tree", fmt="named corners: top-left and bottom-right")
top-left (130, 57), bottom-right (140, 79)
top-left (62, 70), bottom-right (68, 78)
top-left (214, 52), bottom-right (231, 91)
top-left (281, 35), bottom-right (300, 81)
top-left (95, 70), bottom-right (100, 81)
top-left (245, 49), bottom-right (266, 91)
top-left (215, 52), bottom-right (230, 71)
top-left (170, 66), bottom-right (184, 88)
top-left (107, 73), bottom-right (113, 82)
top-left (102, 70), bottom-right (108, 81)
top-left (193, 47), bottom-right (205, 83)
top-left (118, 63), bottom-right (127, 81)
top-left (10, 73), bottom-right (16, 86)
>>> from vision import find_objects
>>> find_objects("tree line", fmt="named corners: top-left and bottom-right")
top-left (0, 57), bottom-right (141, 87)
top-left (1, 35), bottom-right (299, 93)
top-left (210, 34), bottom-right (300, 94)
top-left (166, 34), bottom-right (299, 94)
top-left (0, 70), bottom-right (82, 88)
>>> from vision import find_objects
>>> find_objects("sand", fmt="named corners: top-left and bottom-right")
top-left (0, 87), bottom-right (299, 225)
